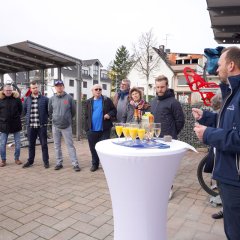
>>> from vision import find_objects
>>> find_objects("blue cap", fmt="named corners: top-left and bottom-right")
top-left (54, 79), bottom-right (64, 86)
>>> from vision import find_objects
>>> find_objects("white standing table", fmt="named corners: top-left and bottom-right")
top-left (96, 138), bottom-right (196, 240)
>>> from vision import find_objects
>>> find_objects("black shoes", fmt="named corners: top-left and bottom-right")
top-left (212, 210), bottom-right (223, 219)
top-left (44, 163), bottom-right (50, 169)
top-left (22, 162), bottom-right (32, 168)
top-left (90, 165), bottom-right (99, 172)
top-left (54, 164), bottom-right (63, 170)
top-left (73, 165), bottom-right (81, 172)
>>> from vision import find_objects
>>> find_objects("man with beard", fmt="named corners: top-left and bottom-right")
top-left (150, 75), bottom-right (185, 199)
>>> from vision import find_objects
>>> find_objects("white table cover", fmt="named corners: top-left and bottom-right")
top-left (96, 138), bottom-right (196, 240)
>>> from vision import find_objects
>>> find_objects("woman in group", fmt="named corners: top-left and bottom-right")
top-left (122, 87), bottom-right (150, 123)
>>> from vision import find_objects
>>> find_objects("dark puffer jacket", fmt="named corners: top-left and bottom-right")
top-left (150, 89), bottom-right (185, 139)
top-left (0, 91), bottom-right (22, 133)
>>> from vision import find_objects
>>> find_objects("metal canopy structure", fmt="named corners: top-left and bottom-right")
top-left (0, 40), bottom-right (81, 74)
top-left (206, 0), bottom-right (240, 44)
top-left (0, 40), bottom-right (83, 140)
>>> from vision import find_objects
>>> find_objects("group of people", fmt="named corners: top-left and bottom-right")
top-left (0, 80), bottom-right (81, 171)
top-left (0, 45), bottom-right (239, 239)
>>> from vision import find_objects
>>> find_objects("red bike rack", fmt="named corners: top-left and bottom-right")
top-left (183, 67), bottom-right (219, 106)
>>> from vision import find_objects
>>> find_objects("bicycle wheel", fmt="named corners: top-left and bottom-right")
top-left (197, 155), bottom-right (219, 197)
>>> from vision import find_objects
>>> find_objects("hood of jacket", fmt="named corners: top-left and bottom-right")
top-left (0, 90), bottom-right (19, 99)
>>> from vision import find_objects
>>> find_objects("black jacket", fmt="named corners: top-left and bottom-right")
top-left (24, 94), bottom-right (49, 127)
top-left (0, 91), bottom-right (22, 133)
top-left (150, 89), bottom-right (185, 139)
top-left (85, 95), bottom-right (117, 132)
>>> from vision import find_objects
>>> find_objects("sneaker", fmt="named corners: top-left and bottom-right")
top-left (212, 210), bottom-right (223, 219)
top-left (73, 165), bottom-right (81, 172)
top-left (0, 161), bottom-right (6, 167)
top-left (44, 163), bottom-right (50, 169)
top-left (15, 160), bottom-right (22, 165)
top-left (90, 165), bottom-right (99, 172)
top-left (54, 164), bottom-right (63, 170)
top-left (22, 162), bottom-right (32, 168)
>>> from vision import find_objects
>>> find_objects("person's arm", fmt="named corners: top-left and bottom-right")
top-left (23, 98), bottom-right (27, 116)
top-left (203, 126), bottom-right (240, 153)
top-left (171, 101), bottom-right (185, 134)
top-left (70, 97), bottom-right (76, 118)
top-left (48, 97), bottom-right (53, 120)
top-left (105, 98), bottom-right (117, 119)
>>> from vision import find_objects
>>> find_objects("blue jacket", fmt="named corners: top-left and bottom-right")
top-left (200, 76), bottom-right (240, 187)
top-left (24, 94), bottom-right (49, 126)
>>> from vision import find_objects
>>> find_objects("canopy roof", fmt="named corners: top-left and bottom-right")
top-left (0, 40), bottom-right (81, 74)
top-left (206, 0), bottom-right (240, 44)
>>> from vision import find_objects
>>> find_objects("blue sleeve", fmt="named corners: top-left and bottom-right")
top-left (198, 110), bottom-right (217, 127)
top-left (203, 127), bottom-right (240, 153)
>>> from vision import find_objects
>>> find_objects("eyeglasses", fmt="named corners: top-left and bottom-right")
top-left (94, 88), bottom-right (102, 91)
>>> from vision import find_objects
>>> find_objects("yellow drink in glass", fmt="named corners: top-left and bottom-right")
top-left (129, 128), bottom-right (138, 141)
top-left (138, 128), bottom-right (145, 140)
top-left (122, 127), bottom-right (130, 138)
top-left (116, 126), bottom-right (123, 137)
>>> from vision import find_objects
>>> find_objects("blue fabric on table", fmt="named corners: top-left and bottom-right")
top-left (112, 139), bottom-right (170, 149)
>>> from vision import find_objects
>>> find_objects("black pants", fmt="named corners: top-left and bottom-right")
top-left (87, 129), bottom-right (111, 167)
top-left (218, 181), bottom-right (240, 240)
top-left (27, 126), bottom-right (49, 165)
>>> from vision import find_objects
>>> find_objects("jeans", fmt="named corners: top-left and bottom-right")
top-left (27, 126), bottom-right (49, 165)
top-left (87, 129), bottom-right (111, 167)
top-left (52, 125), bottom-right (79, 166)
top-left (218, 181), bottom-right (240, 240)
top-left (0, 131), bottom-right (21, 161)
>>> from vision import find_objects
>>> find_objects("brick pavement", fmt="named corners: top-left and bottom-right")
top-left (0, 140), bottom-right (226, 240)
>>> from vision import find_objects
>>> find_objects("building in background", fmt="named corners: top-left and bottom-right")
top-left (3, 59), bottom-right (111, 100)
top-left (128, 45), bottom-right (220, 104)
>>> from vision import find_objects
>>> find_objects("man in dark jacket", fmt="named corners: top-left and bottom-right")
top-left (193, 46), bottom-right (240, 240)
top-left (150, 75), bottom-right (185, 139)
top-left (0, 84), bottom-right (22, 167)
top-left (150, 75), bottom-right (185, 200)
top-left (22, 81), bottom-right (49, 168)
top-left (85, 84), bottom-right (117, 172)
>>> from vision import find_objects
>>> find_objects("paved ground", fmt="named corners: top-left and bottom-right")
top-left (0, 139), bottom-right (226, 240)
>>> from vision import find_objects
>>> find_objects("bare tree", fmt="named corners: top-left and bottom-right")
top-left (133, 29), bottom-right (160, 101)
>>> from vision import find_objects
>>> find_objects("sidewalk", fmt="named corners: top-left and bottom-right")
top-left (0, 140), bottom-right (225, 240)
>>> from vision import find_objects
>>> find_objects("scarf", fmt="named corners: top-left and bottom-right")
top-left (118, 90), bottom-right (129, 100)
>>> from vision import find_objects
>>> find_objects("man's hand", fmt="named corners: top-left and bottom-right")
top-left (194, 124), bottom-right (207, 142)
top-left (192, 108), bottom-right (203, 121)
top-left (104, 114), bottom-right (110, 120)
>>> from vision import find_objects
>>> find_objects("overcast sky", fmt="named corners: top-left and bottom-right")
top-left (0, 0), bottom-right (224, 68)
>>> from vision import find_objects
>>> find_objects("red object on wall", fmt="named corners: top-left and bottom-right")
top-left (183, 67), bottom-right (219, 106)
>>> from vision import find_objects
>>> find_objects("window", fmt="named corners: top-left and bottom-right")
top-left (176, 60), bottom-right (182, 65)
top-left (102, 84), bottom-right (107, 90)
top-left (83, 81), bottom-right (87, 88)
top-left (69, 79), bottom-right (74, 87)
top-left (93, 63), bottom-right (99, 80)
top-left (82, 69), bottom-right (89, 75)
top-left (178, 76), bottom-right (188, 86)
top-left (93, 80), bottom-right (98, 85)
top-left (184, 59), bottom-right (190, 64)
top-left (101, 72), bottom-right (108, 79)
top-left (69, 93), bottom-right (74, 98)
top-left (192, 59), bottom-right (198, 64)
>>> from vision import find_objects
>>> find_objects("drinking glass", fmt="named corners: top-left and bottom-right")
top-left (148, 123), bottom-right (154, 140)
top-left (153, 123), bottom-right (161, 140)
top-left (137, 127), bottom-right (146, 142)
top-left (129, 123), bottom-right (138, 144)
top-left (115, 123), bottom-right (123, 142)
top-left (122, 123), bottom-right (130, 141)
